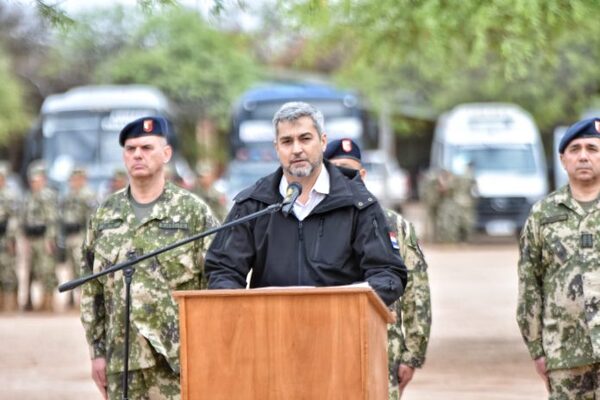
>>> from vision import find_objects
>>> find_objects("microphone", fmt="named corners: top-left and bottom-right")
top-left (281, 182), bottom-right (302, 217)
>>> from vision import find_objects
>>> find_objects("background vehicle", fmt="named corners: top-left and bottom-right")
top-left (362, 150), bottom-right (410, 211)
top-left (23, 84), bottom-right (194, 193)
top-left (430, 103), bottom-right (548, 236)
top-left (214, 159), bottom-right (280, 209)
top-left (229, 81), bottom-right (377, 161)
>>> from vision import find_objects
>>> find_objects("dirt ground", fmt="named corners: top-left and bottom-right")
top-left (0, 203), bottom-right (548, 399)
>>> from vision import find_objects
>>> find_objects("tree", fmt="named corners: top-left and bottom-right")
top-left (276, 0), bottom-right (600, 133)
top-left (95, 7), bottom-right (261, 161)
top-left (0, 45), bottom-right (29, 145)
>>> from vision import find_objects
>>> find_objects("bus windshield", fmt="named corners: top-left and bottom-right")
top-left (42, 109), bottom-right (154, 182)
top-left (449, 145), bottom-right (537, 175)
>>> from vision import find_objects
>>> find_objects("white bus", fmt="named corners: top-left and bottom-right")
top-left (430, 103), bottom-right (549, 236)
top-left (24, 85), bottom-right (191, 192)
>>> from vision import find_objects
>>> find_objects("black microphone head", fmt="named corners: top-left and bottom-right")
top-left (282, 182), bottom-right (303, 217)
top-left (287, 182), bottom-right (303, 196)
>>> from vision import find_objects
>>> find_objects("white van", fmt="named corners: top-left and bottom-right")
top-left (430, 103), bottom-right (548, 236)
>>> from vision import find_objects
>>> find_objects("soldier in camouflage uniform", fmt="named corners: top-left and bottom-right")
top-left (194, 161), bottom-right (227, 221)
top-left (20, 161), bottom-right (58, 311)
top-left (419, 169), bottom-right (440, 242)
top-left (434, 169), bottom-right (461, 243)
top-left (517, 118), bottom-right (600, 398)
top-left (59, 167), bottom-right (97, 308)
top-left (453, 161), bottom-right (478, 242)
top-left (80, 116), bottom-right (218, 400)
top-left (0, 163), bottom-right (19, 311)
top-left (325, 139), bottom-right (432, 399)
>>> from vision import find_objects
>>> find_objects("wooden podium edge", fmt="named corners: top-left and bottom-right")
top-left (173, 286), bottom-right (394, 324)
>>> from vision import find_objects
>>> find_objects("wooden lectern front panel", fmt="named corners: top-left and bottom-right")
top-left (177, 288), bottom-right (389, 400)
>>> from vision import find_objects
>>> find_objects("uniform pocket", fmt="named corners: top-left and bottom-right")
top-left (93, 235), bottom-right (121, 271)
top-left (155, 242), bottom-right (198, 289)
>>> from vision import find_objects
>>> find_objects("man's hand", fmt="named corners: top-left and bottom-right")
top-left (398, 364), bottom-right (415, 391)
top-left (533, 356), bottom-right (549, 392)
top-left (91, 357), bottom-right (108, 399)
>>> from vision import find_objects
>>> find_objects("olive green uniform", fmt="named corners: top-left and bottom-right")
top-left (385, 209), bottom-right (432, 399)
top-left (0, 185), bottom-right (18, 310)
top-left (20, 186), bottom-right (58, 310)
top-left (80, 182), bottom-right (218, 400)
top-left (518, 185), bottom-right (600, 398)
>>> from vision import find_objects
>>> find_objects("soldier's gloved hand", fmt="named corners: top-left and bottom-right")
top-left (91, 357), bottom-right (108, 399)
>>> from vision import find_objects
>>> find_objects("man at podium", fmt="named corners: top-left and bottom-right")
top-left (205, 102), bottom-right (407, 306)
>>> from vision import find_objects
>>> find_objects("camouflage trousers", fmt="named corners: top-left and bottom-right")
top-left (0, 249), bottom-right (17, 292)
top-left (548, 363), bottom-right (600, 400)
top-left (434, 200), bottom-right (461, 243)
top-left (62, 234), bottom-right (83, 306)
top-left (23, 237), bottom-right (56, 291)
top-left (107, 356), bottom-right (180, 400)
top-left (64, 233), bottom-right (83, 279)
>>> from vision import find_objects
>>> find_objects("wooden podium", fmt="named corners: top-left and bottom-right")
top-left (173, 286), bottom-right (393, 400)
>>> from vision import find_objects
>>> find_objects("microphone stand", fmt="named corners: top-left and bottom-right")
top-left (59, 201), bottom-right (283, 400)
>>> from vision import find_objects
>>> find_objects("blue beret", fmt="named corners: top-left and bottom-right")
top-left (559, 117), bottom-right (600, 153)
top-left (119, 116), bottom-right (171, 146)
top-left (324, 138), bottom-right (362, 162)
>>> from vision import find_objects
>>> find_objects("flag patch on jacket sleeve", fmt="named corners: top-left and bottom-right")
top-left (389, 231), bottom-right (400, 250)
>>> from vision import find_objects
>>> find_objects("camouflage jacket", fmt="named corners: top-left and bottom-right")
top-left (385, 209), bottom-right (432, 368)
top-left (0, 186), bottom-right (18, 245)
top-left (80, 181), bottom-right (219, 374)
top-left (517, 185), bottom-right (600, 370)
top-left (20, 187), bottom-right (58, 240)
top-left (60, 186), bottom-right (97, 233)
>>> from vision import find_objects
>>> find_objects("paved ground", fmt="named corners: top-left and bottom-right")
top-left (0, 203), bottom-right (548, 399)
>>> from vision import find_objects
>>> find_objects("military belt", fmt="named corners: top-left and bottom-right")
top-left (24, 225), bottom-right (46, 237)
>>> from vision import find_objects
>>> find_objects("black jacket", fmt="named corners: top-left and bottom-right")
top-left (205, 161), bottom-right (407, 306)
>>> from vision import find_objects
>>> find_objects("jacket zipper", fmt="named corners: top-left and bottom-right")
top-left (313, 217), bottom-right (325, 257)
top-left (298, 220), bottom-right (304, 284)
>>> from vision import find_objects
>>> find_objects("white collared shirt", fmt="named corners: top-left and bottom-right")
top-left (279, 165), bottom-right (330, 221)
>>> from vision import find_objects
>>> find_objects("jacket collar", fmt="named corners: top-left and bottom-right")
top-left (235, 160), bottom-right (376, 212)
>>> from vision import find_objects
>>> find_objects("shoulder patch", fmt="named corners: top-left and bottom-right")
top-left (541, 214), bottom-right (568, 225)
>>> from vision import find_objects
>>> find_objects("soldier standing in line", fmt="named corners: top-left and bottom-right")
top-left (0, 163), bottom-right (19, 311)
top-left (20, 161), bottom-right (58, 311)
top-left (434, 168), bottom-right (461, 243)
top-left (80, 116), bottom-right (219, 400)
top-left (59, 167), bottom-right (97, 309)
top-left (419, 169), bottom-right (440, 242)
top-left (453, 160), bottom-right (478, 242)
top-left (517, 117), bottom-right (600, 397)
top-left (194, 161), bottom-right (227, 221)
top-left (325, 139), bottom-right (432, 399)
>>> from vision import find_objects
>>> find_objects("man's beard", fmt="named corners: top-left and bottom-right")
top-left (286, 159), bottom-right (319, 177)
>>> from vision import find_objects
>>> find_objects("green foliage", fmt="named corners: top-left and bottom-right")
top-left (278, 0), bottom-right (600, 133)
top-left (96, 8), bottom-right (260, 125)
top-left (0, 47), bottom-right (30, 144)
